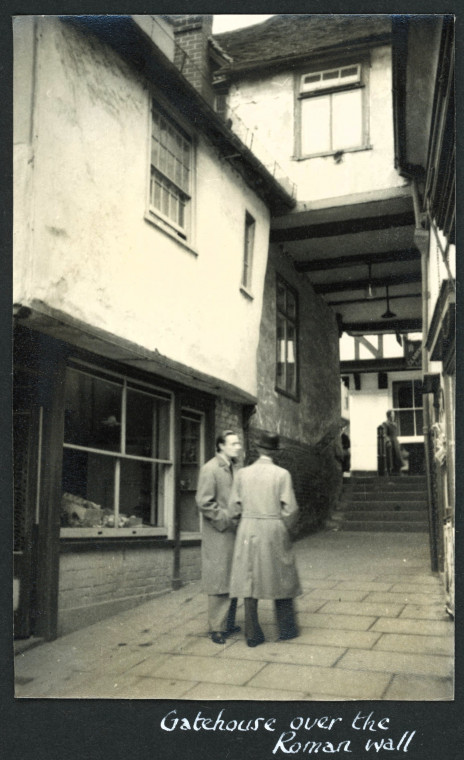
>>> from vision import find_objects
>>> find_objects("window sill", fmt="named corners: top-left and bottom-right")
top-left (60, 526), bottom-right (168, 539)
top-left (144, 211), bottom-right (198, 257)
top-left (240, 285), bottom-right (254, 301)
top-left (294, 144), bottom-right (373, 161)
top-left (275, 386), bottom-right (300, 402)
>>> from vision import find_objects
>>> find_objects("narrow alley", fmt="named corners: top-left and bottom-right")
top-left (14, 529), bottom-right (453, 701)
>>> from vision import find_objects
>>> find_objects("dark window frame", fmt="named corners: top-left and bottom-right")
top-left (275, 275), bottom-right (300, 400)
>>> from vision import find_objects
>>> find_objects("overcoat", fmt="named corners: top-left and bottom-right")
top-left (196, 454), bottom-right (238, 594)
top-left (228, 457), bottom-right (302, 600)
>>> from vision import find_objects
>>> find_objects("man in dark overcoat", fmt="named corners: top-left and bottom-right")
top-left (196, 430), bottom-right (242, 644)
top-left (228, 431), bottom-right (301, 647)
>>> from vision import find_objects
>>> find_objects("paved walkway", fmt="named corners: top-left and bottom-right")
top-left (14, 530), bottom-right (454, 700)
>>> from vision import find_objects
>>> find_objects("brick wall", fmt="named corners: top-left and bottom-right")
top-left (172, 15), bottom-right (215, 105)
top-left (58, 542), bottom-right (201, 635)
top-left (215, 397), bottom-right (245, 443)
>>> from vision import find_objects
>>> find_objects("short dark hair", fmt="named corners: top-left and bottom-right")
top-left (215, 430), bottom-right (236, 452)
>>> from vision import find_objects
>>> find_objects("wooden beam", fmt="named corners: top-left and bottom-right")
top-left (343, 318), bottom-right (422, 333)
top-left (314, 272), bottom-right (421, 294)
top-left (327, 293), bottom-right (422, 306)
top-left (270, 210), bottom-right (415, 243)
top-left (294, 248), bottom-right (420, 272)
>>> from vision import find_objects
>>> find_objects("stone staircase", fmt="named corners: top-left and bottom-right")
top-left (332, 474), bottom-right (429, 532)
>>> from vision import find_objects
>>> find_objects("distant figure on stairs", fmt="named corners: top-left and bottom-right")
top-left (340, 419), bottom-right (351, 477)
top-left (382, 410), bottom-right (406, 475)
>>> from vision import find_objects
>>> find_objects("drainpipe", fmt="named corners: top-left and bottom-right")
top-left (412, 180), bottom-right (438, 571)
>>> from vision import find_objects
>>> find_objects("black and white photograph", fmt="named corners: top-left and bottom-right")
top-left (11, 9), bottom-right (456, 713)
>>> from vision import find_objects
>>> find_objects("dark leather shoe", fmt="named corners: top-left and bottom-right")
top-left (277, 631), bottom-right (299, 641)
top-left (224, 625), bottom-right (241, 637)
top-left (247, 637), bottom-right (265, 648)
top-left (211, 631), bottom-right (226, 644)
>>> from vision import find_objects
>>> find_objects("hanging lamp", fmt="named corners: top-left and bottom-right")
top-left (381, 285), bottom-right (397, 319)
top-left (364, 263), bottom-right (376, 299)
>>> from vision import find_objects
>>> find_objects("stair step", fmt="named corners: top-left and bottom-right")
top-left (347, 491), bottom-right (428, 501)
top-left (336, 521), bottom-right (428, 533)
top-left (347, 501), bottom-right (427, 510)
top-left (341, 511), bottom-right (427, 522)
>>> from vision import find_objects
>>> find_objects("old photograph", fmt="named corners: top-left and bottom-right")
top-left (13, 13), bottom-right (455, 700)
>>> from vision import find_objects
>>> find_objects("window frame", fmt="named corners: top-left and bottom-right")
top-left (295, 58), bottom-right (370, 159)
top-left (391, 379), bottom-right (424, 440)
top-left (241, 211), bottom-right (256, 295)
top-left (147, 99), bottom-right (194, 242)
top-left (60, 360), bottom-right (175, 539)
top-left (275, 275), bottom-right (300, 401)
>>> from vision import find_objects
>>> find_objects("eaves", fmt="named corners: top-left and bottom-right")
top-left (216, 32), bottom-right (392, 83)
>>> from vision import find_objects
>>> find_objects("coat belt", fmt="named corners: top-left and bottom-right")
top-left (241, 513), bottom-right (282, 519)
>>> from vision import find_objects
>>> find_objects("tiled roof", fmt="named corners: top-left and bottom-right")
top-left (215, 14), bottom-right (392, 71)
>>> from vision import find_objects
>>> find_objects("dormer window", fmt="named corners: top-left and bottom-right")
top-left (297, 62), bottom-right (368, 157)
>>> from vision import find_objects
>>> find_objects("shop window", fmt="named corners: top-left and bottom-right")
top-left (297, 63), bottom-right (368, 157)
top-left (61, 364), bottom-right (173, 534)
top-left (241, 212), bottom-right (255, 292)
top-left (149, 102), bottom-right (192, 239)
top-left (392, 380), bottom-right (424, 437)
top-left (276, 275), bottom-right (299, 399)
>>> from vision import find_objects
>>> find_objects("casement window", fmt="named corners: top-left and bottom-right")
top-left (241, 212), bottom-right (255, 292)
top-left (149, 102), bottom-right (192, 238)
top-left (392, 380), bottom-right (424, 437)
top-left (298, 63), bottom-right (367, 157)
top-left (276, 276), bottom-right (299, 399)
top-left (61, 363), bottom-right (173, 535)
top-left (179, 409), bottom-right (205, 533)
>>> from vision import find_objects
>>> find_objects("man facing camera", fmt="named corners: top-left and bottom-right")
top-left (228, 431), bottom-right (301, 647)
top-left (196, 430), bottom-right (242, 644)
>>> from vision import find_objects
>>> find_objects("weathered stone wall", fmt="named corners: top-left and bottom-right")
top-left (250, 244), bottom-right (342, 531)
top-left (215, 397), bottom-right (245, 441)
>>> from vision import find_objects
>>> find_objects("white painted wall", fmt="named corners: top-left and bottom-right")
top-left (226, 46), bottom-right (407, 203)
top-left (346, 370), bottom-right (424, 471)
top-left (14, 17), bottom-right (270, 398)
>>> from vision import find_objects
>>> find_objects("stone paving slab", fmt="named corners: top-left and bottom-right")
top-left (336, 648), bottom-right (453, 678)
top-left (296, 598), bottom-right (331, 612)
top-left (332, 581), bottom-right (395, 592)
top-left (62, 673), bottom-right (196, 699)
top-left (247, 662), bottom-right (392, 700)
top-left (180, 682), bottom-right (307, 700)
top-left (364, 591), bottom-right (443, 606)
top-left (306, 588), bottom-right (369, 602)
top-left (371, 617), bottom-right (453, 636)
top-left (319, 601), bottom-right (405, 618)
top-left (399, 604), bottom-right (449, 620)
top-left (298, 579), bottom-right (339, 590)
top-left (149, 653), bottom-right (266, 685)
top-left (375, 574), bottom-right (442, 585)
top-left (217, 640), bottom-right (345, 667)
top-left (373, 633), bottom-right (454, 656)
top-left (390, 582), bottom-right (443, 594)
top-left (298, 612), bottom-right (376, 631)
top-left (289, 626), bottom-right (382, 650)
top-left (383, 674), bottom-right (454, 700)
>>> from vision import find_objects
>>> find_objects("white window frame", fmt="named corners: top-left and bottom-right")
top-left (147, 100), bottom-right (194, 241)
top-left (297, 61), bottom-right (369, 158)
top-left (60, 360), bottom-right (174, 539)
top-left (389, 372), bottom-right (424, 443)
top-left (240, 211), bottom-right (255, 296)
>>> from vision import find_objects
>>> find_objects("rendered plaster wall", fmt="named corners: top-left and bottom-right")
top-left (250, 245), bottom-right (342, 530)
top-left (13, 17), bottom-right (270, 400)
top-left (226, 45), bottom-right (408, 203)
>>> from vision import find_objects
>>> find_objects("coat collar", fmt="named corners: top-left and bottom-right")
top-left (216, 453), bottom-right (232, 469)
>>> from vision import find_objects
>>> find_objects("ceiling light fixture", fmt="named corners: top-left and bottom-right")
top-left (381, 285), bottom-right (397, 319)
top-left (364, 263), bottom-right (376, 299)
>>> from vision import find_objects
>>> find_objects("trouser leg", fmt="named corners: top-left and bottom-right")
top-left (275, 598), bottom-right (298, 639)
top-left (244, 598), bottom-right (264, 642)
top-left (208, 594), bottom-right (232, 632)
top-left (225, 597), bottom-right (238, 631)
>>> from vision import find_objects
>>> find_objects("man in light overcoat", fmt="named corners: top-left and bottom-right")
top-left (228, 431), bottom-right (301, 647)
top-left (196, 430), bottom-right (242, 644)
